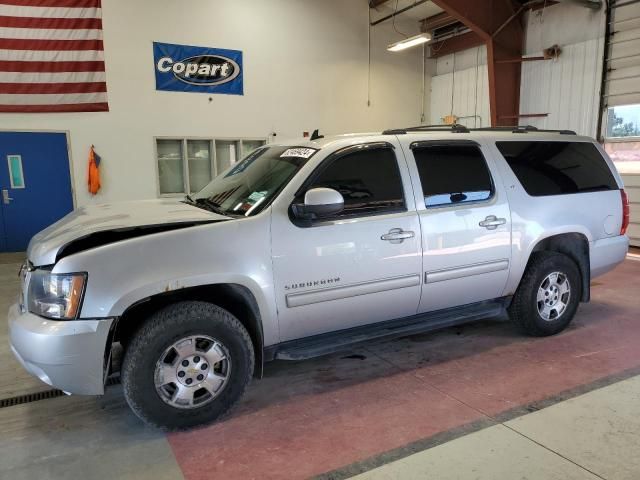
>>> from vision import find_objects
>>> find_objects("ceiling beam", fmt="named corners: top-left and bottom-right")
top-left (429, 0), bottom-right (522, 46)
top-left (370, 0), bottom-right (430, 26)
top-left (428, 30), bottom-right (484, 58)
top-left (420, 11), bottom-right (457, 32)
top-left (429, 0), bottom-right (524, 126)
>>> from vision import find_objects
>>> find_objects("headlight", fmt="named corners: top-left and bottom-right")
top-left (27, 271), bottom-right (87, 320)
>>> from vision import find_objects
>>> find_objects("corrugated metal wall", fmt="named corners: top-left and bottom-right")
top-left (429, 5), bottom-right (605, 136)
top-left (429, 3), bottom-right (606, 134)
top-left (429, 46), bottom-right (491, 127)
top-left (519, 38), bottom-right (604, 136)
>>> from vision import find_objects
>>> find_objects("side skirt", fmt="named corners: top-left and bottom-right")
top-left (265, 297), bottom-right (512, 361)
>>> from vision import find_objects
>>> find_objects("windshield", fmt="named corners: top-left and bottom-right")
top-left (189, 145), bottom-right (316, 217)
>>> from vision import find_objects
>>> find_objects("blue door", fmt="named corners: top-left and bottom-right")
top-left (0, 132), bottom-right (74, 252)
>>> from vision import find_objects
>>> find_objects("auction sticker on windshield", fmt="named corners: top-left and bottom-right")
top-left (280, 148), bottom-right (317, 159)
top-left (248, 191), bottom-right (267, 202)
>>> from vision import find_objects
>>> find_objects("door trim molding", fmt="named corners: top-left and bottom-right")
top-left (286, 274), bottom-right (421, 308)
top-left (425, 259), bottom-right (509, 284)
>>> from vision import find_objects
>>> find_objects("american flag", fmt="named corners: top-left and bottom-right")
top-left (0, 0), bottom-right (108, 113)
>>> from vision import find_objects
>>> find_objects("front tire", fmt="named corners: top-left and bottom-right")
top-left (121, 301), bottom-right (254, 430)
top-left (509, 251), bottom-right (582, 337)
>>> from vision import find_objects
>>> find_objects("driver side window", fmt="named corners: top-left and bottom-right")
top-left (307, 147), bottom-right (405, 218)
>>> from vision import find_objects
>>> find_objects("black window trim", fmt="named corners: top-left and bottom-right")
top-left (409, 139), bottom-right (480, 150)
top-left (411, 140), bottom-right (496, 210)
top-left (289, 141), bottom-right (407, 227)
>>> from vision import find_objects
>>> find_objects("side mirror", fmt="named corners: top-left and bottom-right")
top-left (292, 187), bottom-right (344, 221)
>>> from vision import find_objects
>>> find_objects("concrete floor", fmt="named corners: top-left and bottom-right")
top-left (353, 375), bottom-right (640, 480)
top-left (1, 253), bottom-right (639, 479)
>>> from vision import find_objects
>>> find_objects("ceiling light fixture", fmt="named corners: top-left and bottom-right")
top-left (387, 33), bottom-right (431, 52)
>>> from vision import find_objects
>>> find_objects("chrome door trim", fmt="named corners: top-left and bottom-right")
top-left (286, 274), bottom-right (421, 308)
top-left (425, 259), bottom-right (509, 284)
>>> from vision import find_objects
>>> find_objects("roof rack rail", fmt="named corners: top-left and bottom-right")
top-left (469, 125), bottom-right (577, 135)
top-left (382, 124), bottom-right (577, 136)
top-left (382, 123), bottom-right (470, 135)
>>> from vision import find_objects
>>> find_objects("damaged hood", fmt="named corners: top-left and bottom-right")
top-left (28, 199), bottom-right (228, 266)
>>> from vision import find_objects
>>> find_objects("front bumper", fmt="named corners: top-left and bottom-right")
top-left (8, 303), bottom-right (114, 395)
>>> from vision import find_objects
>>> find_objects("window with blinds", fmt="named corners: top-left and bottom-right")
top-left (156, 137), bottom-right (266, 196)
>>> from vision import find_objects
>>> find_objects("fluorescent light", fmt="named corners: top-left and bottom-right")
top-left (387, 33), bottom-right (431, 52)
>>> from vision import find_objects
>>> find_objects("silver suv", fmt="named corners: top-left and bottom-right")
top-left (9, 125), bottom-right (630, 429)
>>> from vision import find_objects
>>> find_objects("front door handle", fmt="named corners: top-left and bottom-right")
top-left (2, 189), bottom-right (12, 205)
top-left (381, 228), bottom-right (415, 244)
top-left (479, 215), bottom-right (506, 230)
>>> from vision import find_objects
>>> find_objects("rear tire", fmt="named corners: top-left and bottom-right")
top-left (509, 251), bottom-right (582, 337)
top-left (121, 301), bottom-right (254, 430)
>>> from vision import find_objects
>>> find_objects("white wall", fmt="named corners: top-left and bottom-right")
top-left (0, 0), bottom-right (427, 206)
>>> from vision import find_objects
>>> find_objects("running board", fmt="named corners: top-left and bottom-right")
top-left (267, 299), bottom-right (509, 361)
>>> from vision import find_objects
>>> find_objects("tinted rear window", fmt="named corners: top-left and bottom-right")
top-left (496, 141), bottom-right (618, 196)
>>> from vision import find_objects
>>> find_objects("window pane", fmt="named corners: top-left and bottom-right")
top-left (413, 145), bottom-right (493, 207)
top-left (215, 140), bottom-right (240, 174)
top-left (607, 105), bottom-right (640, 138)
top-left (187, 140), bottom-right (212, 193)
top-left (157, 140), bottom-right (184, 194)
top-left (8, 154), bottom-right (25, 188)
top-left (242, 140), bottom-right (266, 158)
top-left (310, 147), bottom-right (404, 216)
top-left (496, 141), bottom-right (618, 196)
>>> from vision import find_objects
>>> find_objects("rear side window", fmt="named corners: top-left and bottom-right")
top-left (496, 141), bottom-right (618, 196)
top-left (412, 144), bottom-right (494, 208)
top-left (309, 147), bottom-right (405, 217)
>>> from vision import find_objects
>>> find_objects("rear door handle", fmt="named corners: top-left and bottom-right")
top-left (381, 228), bottom-right (415, 244)
top-left (479, 215), bottom-right (506, 230)
top-left (2, 189), bottom-right (12, 205)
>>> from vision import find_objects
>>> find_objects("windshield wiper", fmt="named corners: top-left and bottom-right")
top-left (196, 197), bottom-right (221, 209)
top-left (183, 195), bottom-right (228, 215)
top-left (193, 197), bottom-right (237, 217)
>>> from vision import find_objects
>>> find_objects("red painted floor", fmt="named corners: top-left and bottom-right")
top-left (168, 258), bottom-right (640, 480)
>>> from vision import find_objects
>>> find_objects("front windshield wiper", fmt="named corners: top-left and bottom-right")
top-left (186, 197), bottom-right (237, 217)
